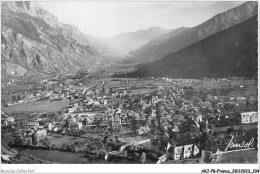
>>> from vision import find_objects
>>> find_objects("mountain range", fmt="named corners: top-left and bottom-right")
top-left (0, 1), bottom-right (173, 80)
top-left (1, 1), bottom-right (106, 79)
top-left (125, 14), bottom-right (258, 78)
top-left (130, 1), bottom-right (258, 61)
top-left (104, 27), bottom-right (172, 56)
top-left (1, 1), bottom-right (258, 80)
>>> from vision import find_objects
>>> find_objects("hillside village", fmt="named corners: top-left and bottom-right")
top-left (1, 76), bottom-right (258, 164)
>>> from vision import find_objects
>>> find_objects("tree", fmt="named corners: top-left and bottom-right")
top-left (83, 118), bottom-right (87, 125)
top-left (42, 138), bottom-right (51, 149)
top-left (15, 137), bottom-right (23, 145)
top-left (212, 88), bottom-right (218, 96)
top-left (68, 96), bottom-right (72, 104)
top-left (48, 112), bottom-right (56, 118)
top-left (253, 100), bottom-right (258, 111)
top-left (41, 85), bottom-right (46, 91)
top-left (41, 112), bottom-right (47, 118)
top-left (2, 99), bottom-right (7, 106)
top-left (55, 114), bottom-right (62, 122)
top-left (32, 132), bottom-right (38, 147)
top-left (64, 119), bottom-right (69, 127)
top-left (246, 97), bottom-right (250, 107)
top-left (11, 95), bottom-right (17, 102)
top-left (17, 95), bottom-right (21, 101)
top-left (152, 119), bottom-right (158, 128)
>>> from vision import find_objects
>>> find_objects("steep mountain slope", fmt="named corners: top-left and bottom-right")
top-left (129, 27), bottom-right (189, 61)
top-left (1, 1), bottom-right (102, 77)
top-left (126, 15), bottom-right (257, 78)
top-left (105, 27), bottom-right (172, 56)
top-left (130, 1), bottom-right (257, 60)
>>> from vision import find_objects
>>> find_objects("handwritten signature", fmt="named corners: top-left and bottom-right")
top-left (225, 135), bottom-right (254, 152)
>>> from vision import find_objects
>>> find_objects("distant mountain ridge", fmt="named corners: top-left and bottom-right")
top-left (126, 15), bottom-right (258, 78)
top-left (129, 27), bottom-right (189, 61)
top-left (105, 27), bottom-right (172, 56)
top-left (130, 1), bottom-right (258, 60)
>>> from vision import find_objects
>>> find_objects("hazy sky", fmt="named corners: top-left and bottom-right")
top-left (36, 1), bottom-right (244, 39)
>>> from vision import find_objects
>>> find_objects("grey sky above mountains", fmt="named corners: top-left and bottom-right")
top-left (37, 1), bottom-right (244, 38)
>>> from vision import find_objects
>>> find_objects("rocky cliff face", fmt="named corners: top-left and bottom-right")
top-left (1, 1), bottom-right (101, 77)
top-left (131, 1), bottom-right (258, 60)
top-left (197, 1), bottom-right (258, 40)
top-left (4, 1), bottom-right (91, 46)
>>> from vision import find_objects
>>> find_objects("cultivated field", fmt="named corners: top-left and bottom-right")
top-left (39, 135), bottom-right (86, 148)
top-left (2, 98), bottom-right (70, 114)
top-left (19, 149), bottom-right (89, 164)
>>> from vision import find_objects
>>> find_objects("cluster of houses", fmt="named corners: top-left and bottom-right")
top-left (2, 76), bottom-right (258, 163)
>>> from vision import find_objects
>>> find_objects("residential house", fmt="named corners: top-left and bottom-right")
top-left (183, 144), bottom-right (193, 159)
top-left (36, 129), bottom-right (47, 137)
top-left (200, 101), bottom-right (212, 109)
top-left (172, 115), bottom-right (184, 122)
top-left (241, 112), bottom-right (258, 124)
top-left (236, 97), bottom-right (247, 104)
top-left (26, 122), bottom-right (39, 130)
top-left (69, 122), bottom-right (83, 131)
top-left (44, 123), bottom-right (53, 131)
top-left (173, 146), bottom-right (183, 160)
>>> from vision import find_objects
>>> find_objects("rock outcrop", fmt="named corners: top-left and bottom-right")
top-left (1, 1), bottom-right (101, 77)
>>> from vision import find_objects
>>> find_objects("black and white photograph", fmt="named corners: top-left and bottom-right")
top-left (0, 0), bottom-right (259, 173)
